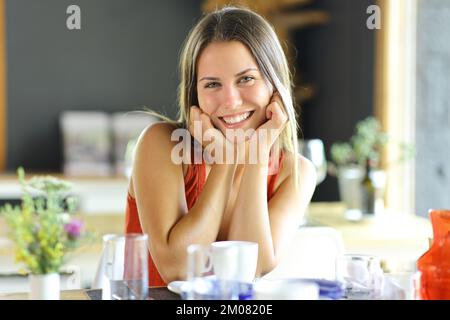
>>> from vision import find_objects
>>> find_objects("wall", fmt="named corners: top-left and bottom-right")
top-left (4, 1), bottom-right (381, 203)
top-left (293, 0), bottom-right (376, 201)
top-left (415, 0), bottom-right (450, 217)
top-left (5, 0), bottom-right (201, 171)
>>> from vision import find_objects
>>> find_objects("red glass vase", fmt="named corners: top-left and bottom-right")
top-left (416, 209), bottom-right (450, 300)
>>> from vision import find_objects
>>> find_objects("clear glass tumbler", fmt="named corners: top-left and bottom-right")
top-left (104, 233), bottom-right (149, 300)
top-left (336, 254), bottom-right (384, 300)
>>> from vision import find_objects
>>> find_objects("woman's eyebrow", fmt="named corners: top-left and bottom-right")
top-left (235, 67), bottom-right (258, 77)
top-left (198, 76), bottom-right (219, 82)
top-left (198, 67), bottom-right (259, 82)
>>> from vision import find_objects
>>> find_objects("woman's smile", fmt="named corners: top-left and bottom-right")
top-left (218, 110), bottom-right (255, 128)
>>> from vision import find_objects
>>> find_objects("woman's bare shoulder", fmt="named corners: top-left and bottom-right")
top-left (130, 122), bottom-right (183, 195)
top-left (278, 150), bottom-right (317, 185)
top-left (136, 121), bottom-right (180, 149)
top-left (132, 121), bottom-right (187, 175)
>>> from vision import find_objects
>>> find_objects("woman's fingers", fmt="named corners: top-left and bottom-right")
top-left (252, 92), bottom-right (289, 155)
top-left (188, 105), bottom-right (232, 163)
top-left (188, 106), bottom-right (196, 129)
top-left (265, 93), bottom-right (288, 129)
top-left (190, 106), bottom-right (213, 131)
top-left (272, 103), bottom-right (288, 128)
top-left (191, 106), bottom-right (201, 121)
top-left (189, 106), bottom-right (221, 147)
top-left (200, 112), bottom-right (214, 132)
top-left (189, 106), bottom-right (202, 141)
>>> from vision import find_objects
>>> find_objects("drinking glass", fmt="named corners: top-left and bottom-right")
top-left (382, 258), bottom-right (416, 300)
top-left (384, 271), bottom-right (414, 300)
top-left (298, 139), bottom-right (327, 226)
top-left (104, 233), bottom-right (149, 300)
top-left (298, 139), bottom-right (327, 185)
top-left (335, 254), bottom-right (384, 300)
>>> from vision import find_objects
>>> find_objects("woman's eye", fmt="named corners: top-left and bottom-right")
top-left (205, 82), bottom-right (220, 89)
top-left (239, 76), bottom-right (255, 84)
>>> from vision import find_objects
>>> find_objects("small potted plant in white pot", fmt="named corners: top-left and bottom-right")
top-left (0, 168), bottom-right (94, 299)
top-left (328, 117), bottom-right (413, 221)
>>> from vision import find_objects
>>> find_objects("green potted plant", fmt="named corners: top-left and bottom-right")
top-left (0, 168), bottom-right (94, 299)
top-left (328, 117), bottom-right (414, 220)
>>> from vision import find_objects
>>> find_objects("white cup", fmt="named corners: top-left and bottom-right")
top-left (185, 244), bottom-right (239, 300)
top-left (211, 241), bottom-right (258, 283)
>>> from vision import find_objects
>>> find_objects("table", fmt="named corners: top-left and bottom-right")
top-left (308, 202), bottom-right (432, 269)
top-left (0, 287), bottom-right (180, 300)
top-left (0, 202), bottom-right (432, 293)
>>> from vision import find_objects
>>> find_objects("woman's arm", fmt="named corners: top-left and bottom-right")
top-left (227, 92), bottom-right (317, 276)
top-left (228, 154), bottom-right (317, 276)
top-left (132, 122), bottom-right (236, 283)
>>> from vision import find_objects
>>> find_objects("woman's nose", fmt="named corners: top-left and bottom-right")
top-left (221, 85), bottom-right (242, 109)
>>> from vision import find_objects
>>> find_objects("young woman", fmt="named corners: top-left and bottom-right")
top-left (125, 6), bottom-right (317, 286)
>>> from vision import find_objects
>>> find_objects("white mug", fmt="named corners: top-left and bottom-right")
top-left (211, 241), bottom-right (258, 283)
top-left (185, 243), bottom-right (239, 300)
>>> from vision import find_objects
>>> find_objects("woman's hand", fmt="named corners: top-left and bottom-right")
top-left (250, 92), bottom-right (288, 161)
top-left (188, 106), bottom-right (235, 164)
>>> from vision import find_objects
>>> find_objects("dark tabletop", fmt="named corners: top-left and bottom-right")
top-left (85, 287), bottom-right (181, 300)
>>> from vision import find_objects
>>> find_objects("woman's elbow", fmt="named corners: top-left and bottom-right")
top-left (152, 250), bottom-right (187, 284)
top-left (256, 257), bottom-right (278, 278)
top-left (160, 271), bottom-right (183, 284)
top-left (158, 263), bottom-right (186, 284)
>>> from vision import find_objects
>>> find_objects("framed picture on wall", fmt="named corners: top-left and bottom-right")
top-left (111, 112), bottom-right (158, 177)
top-left (60, 111), bottom-right (112, 176)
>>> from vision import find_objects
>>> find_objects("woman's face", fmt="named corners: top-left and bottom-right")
top-left (196, 41), bottom-right (273, 135)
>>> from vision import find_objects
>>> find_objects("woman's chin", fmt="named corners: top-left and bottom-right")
top-left (219, 123), bottom-right (257, 134)
top-left (224, 137), bottom-right (250, 144)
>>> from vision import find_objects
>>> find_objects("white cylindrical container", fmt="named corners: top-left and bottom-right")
top-left (29, 273), bottom-right (60, 300)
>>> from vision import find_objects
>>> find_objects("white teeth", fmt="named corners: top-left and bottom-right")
top-left (222, 111), bottom-right (252, 124)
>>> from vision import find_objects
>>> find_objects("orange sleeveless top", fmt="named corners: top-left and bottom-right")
top-left (124, 152), bottom-right (285, 287)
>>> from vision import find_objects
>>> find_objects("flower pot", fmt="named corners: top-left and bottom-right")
top-left (337, 165), bottom-right (386, 221)
top-left (29, 273), bottom-right (60, 300)
top-left (337, 165), bottom-right (365, 221)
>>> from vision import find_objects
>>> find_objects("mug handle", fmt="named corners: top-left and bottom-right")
top-left (203, 247), bottom-right (213, 274)
top-left (187, 244), bottom-right (213, 278)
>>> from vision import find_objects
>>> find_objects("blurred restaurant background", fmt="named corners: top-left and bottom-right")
top-left (0, 0), bottom-right (449, 293)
